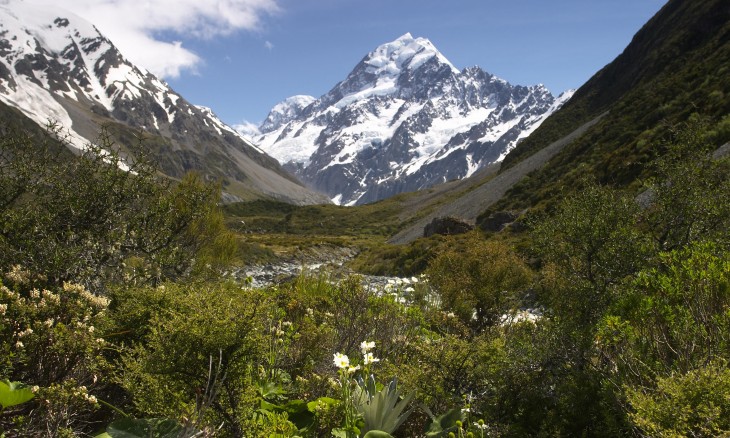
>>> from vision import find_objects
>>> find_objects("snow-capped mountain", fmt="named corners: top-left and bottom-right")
top-left (245, 33), bottom-right (572, 205)
top-left (0, 0), bottom-right (329, 205)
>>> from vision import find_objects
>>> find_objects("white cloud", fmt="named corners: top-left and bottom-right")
top-left (264, 40), bottom-right (274, 50)
top-left (32, 0), bottom-right (280, 78)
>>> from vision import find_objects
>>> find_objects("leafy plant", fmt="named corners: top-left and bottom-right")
top-left (95, 417), bottom-right (195, 438)
top-left (0, 380), bottom-right (35, 410)
top-left (353, 375), bottom-right (414, 436)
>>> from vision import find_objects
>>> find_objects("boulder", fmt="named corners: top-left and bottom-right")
top-left (423, 216), bottom-right (474, 237)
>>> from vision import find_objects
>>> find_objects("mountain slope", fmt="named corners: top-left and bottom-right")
top-left (388, 0), bottom-right (730, 243)
top-left (246, 33), bottom-right (571, 205)
top-left (490, 0), bottom-right (730, 212)
top-left (0, 1), bottom-right (329, 205)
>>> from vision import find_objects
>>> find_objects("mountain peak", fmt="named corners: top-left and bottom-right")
top-left (0, 0), bottom-right (330, 205)
top-left (250, 34), bottom-right (567, 206)
top-left (364, 33), bottom-right (458, 76)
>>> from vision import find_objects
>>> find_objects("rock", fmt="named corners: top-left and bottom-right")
top-left (423, 216), bottom-right (474, 237)
top-left (480, 211), bottom-right (519, 232)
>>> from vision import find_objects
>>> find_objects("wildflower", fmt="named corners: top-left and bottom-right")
top-left (88, 326), bottom-right (95, 333)
top-left (405, 286), bottom-right (415, 293)
top-left (411, 276), bottom-right (418, 283)
top-left (6, 265), bottom-right (30, 284)
top-left (31, 385), bottom-right (39, 393)
top-left (346, 365), bottom-right (361, 374)
top-left (306, 307), bottom-right (314, 317)
top-left (474, 420), bottom-right (488, 430)
top-left (363, 352), bottom-right (380, 365)
top-left (18, 327), bottom-right (33, 337)
top-left (333, 352), bottom-right (350, 369)
top-left (14, 341), bottom-right (24, 348)
top-left (0, 303), bottom-right (7, 315)
top-left (44, 319), bottom-right (54, 327)
top-left (461, 407), bottom-right (471, 414)
top-left (29, 289), bottom-right (40, 299)
top-left (360, 340), bottom-right (375, 354)
top-left (282, 320), bottom-right (292, 328)
top-left (446, 312), bottom-right (456, 318)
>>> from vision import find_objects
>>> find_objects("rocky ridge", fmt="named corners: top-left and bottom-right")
top-left (0, 1), bottom-right (329, 205)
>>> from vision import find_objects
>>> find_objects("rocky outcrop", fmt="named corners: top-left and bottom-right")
top-left (423, 216), bottom-right (474, 237)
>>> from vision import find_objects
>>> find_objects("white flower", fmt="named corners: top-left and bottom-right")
top-left (474, 421), bottom-right (488, 430)
top-left (360, 341), bottom-right (375, 354)
top-left (18, 327), bottom-right (33, 337)
top-left (31, 385), bottom-right (39, 393)
top-left (363, 352), bottom-right (380, 365)
top-left (411, 276), bottom-right (419, 283)
top-left (333, 352), bottom-right (349, 369)
top-left (0, 303), bottom-right (7, 315)
top-left (14, 341), bottom-right (24, 348)
top-left (346, 365), bottom-right (361, 374)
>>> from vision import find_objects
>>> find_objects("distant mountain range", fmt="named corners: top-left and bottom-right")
top-left (0, 1), bottom-right (329, 205)
top-left (242, 33), bottom-right (572, 205)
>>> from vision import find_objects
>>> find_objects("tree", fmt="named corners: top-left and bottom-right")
top-left (0, 124), bottom-right (233, 291)
top-left (427, 236), bottom-right (532, 331)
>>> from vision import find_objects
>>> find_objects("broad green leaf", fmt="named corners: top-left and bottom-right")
top-left (425, 407), bottom-right (464, 437)
top-left (0, 380), bottom-right (35, 409)
top-left (99, 418), bottom-right (189, 438)
top-left (363, 431), bottom-right (395, 438)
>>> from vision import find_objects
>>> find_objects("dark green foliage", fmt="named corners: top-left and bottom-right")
top-left (492, 0), bottom-right (730, 214)
top-left (114, 281), bottom-right (271, 436)
top-left (427, 237), bottom-right (532, 330)
top-left (531, 183), bottom-right (650, 328)
top-left (0, 125), bottom-right (230, 290)
top-left (641, 120), bottom-right (730, 251)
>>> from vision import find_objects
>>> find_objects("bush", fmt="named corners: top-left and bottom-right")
top-left (0, 125), bottom-right (232, 291)
top-left (427, 236), bottom-right (532, 331)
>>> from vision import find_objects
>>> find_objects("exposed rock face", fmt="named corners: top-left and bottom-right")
top-left (423, 216), bottom-right (474, 237)
top-left (246, 33), bottom-right (572, 205)
top-left (0, 2), bottom-right (329, 205)
top-left (480, 211), bottom-right (520, 232)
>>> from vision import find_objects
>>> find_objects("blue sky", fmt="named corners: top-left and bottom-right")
top-left (43, 0), bottom-right (667, 126)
